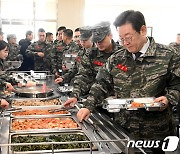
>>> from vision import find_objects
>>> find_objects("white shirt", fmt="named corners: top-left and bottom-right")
top-left (132, 37), bottom-right (150, 60)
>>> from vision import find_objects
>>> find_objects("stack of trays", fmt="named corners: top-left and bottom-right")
top-left (8, 98), bottom-right (97, 153)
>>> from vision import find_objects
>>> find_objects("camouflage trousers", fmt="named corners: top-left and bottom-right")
top-left (113, 107), bottom-right (176, 140)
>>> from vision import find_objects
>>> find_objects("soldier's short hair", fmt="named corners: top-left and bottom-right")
top-left (63, 29), bottom-right (73, 38)
top-left (74, 28), bottom-right (80, 32)
top-left (113, 10), bottom-right (146, 33)
top-left (0, 40), bottom-right (9, 51)
top-left (7, 34), bottom-right (16, 41)
top-left (46, 32), bottom-right (53, 37)
top-left (25, 30), bottom-right (33, 37)
top-left (177, 33), bottom-right (180, 36)
top-left (38, 28), bottom-right (45, 33)
top-left (57, 26), bottom-right (66, 32)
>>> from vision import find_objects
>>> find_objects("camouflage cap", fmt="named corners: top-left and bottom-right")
top-left (91, 21), bottom-right (111, 42)
top-left (79, 26), bottom-right (92, 41)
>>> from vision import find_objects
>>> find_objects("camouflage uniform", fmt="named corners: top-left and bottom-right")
top-left (0, 59), bottom-right (18, 91)
top-left (6, 43), bottom-right (23, 62)
top-left (62, 43), bottom-right (96, 84)
top-left (70, 39), bottom-right (121, 98)
top-left (169, 42), bottom-right (180, 53)
top-left (26, 41), bottom-right (51, 71)
top-left (5, 43), bottom-right (23, 71)
top-left (61, 27), bottom-right (93, 84)
top-left (70, 22), bottom-right (122, 98)
top-left (51, 40), bottom-right (80, 75)
top-left (45, 41), bottom-right (54, 72)
top-left (83, 37), bottom-right (180, 140)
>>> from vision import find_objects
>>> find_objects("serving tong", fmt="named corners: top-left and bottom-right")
top-left (6, 107), bottom-right (24, 113)
top-left (48, 105), bottom-right (72, 113)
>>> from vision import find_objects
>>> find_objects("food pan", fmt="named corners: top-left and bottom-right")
top-left (10, 116), bottom-right (81, 133)
top-left (10, 105), bottom-right (71, 118)
top-left (9, 130), bottom-right (97, 153)
top-left (12, 98), bottom-right (62, 107)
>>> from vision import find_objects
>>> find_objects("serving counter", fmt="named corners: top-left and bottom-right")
top-left (0, 72), bottom-right (148, 154)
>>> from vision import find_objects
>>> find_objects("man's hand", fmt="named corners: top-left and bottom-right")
top-left (0, 99), bottom-right (9, 109)
top-left (64, 97), bottom-right (77, 108)
top-left (55, 72), bottom-right (60, 78)
top-left (154, 96), bottom-right (168, 111)
top-left (77, 108), bottom-right (91, 122)
top-left (5, 82), bottom-right (15, 91)
top-left (37, 52), bottom-right (44, 57)
top-left (55, 78), bottom-right (63, 84)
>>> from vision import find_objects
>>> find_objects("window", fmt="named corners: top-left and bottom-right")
top-left (0, 0), bottom-right (57, 42)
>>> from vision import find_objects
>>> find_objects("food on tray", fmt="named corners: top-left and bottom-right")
top-left (0, 90), bottom-right (13, 96)
top-left (12, 109), bottom-right (68, 116)
top-left (130, 102), bottom-right (144, 108)
top-left (11, 133), bottom-right (90, 151)
top-left (12, 98), bottom-right (61, 106)
top-left (0, 90), bottom-right (11, 95)
top-left (11, 118), bottom-right (78, 130)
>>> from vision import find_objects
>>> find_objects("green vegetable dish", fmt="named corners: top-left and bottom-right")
top-left (11, 133), bottom-right (91, 152)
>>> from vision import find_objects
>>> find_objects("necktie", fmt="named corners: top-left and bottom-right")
top-left (134, 52), bottom-right (142, 60)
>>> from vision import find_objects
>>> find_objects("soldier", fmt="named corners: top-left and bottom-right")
top-left (64, 21), bottom-right (122, 105)
top-left (74, 28), bottom-right (83, 49)
top-left (169, 33), bottom-right (180, 52)
top-left (0, 40), bottom-right (36, 91)
top-left (0, 31), bottom-right (4, 41)
top-left (46, 32), bottom-right (54, 44)
top-left (75, 10), bottom-right (180, 152)
top-left (19, 30), bottom-right (34, 71)
top-left (26, 28), bottom-right (50, 71)
top-left (54, 26), bottom-right (66, 43)
top-left (0, 40), bottom-right (19, 91)
top-left (0, 41), bottom-right (12, 110)
top-left (55, 26), bottom-right (94, 84)
top-left (6, 34), bottom-right (23, 65)
top-left (51, 29), bottom-right (79, 76)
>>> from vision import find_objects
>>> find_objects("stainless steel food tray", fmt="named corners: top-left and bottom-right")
top-left (14, 86), bottom-right (53, 98)
top-left (10, 116), bottom-right (81, 133)
top-left (10, 105), bottom-right (71, 118)
top-left (103, 97), bottom-right (163, 112)
top-left (9, 130), bottom-right (97, 154)
top-left (12, 98), bottom-right (62, 107)
top-left (57, 85), bottom-right (73, 93)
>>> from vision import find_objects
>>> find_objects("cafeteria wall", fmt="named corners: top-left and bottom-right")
top-left (57, 0), bottom-right (85, 31)
top-left (84, 0), bottom-right (180, 45)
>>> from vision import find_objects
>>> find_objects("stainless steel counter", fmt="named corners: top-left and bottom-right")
top-left (0, 109), bottom-right (127, 154)
top-left (0, 83), bottom-right (147, 154)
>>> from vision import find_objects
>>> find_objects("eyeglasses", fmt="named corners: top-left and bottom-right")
top-left (119, 32), bottom-right (137, 44)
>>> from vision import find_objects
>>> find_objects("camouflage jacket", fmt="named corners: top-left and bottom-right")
top-left (62, 43), bottom-right (96, 84)
top-left (51, 41), bottom-right (80, 74)
top-left (0, 59), bottom-right (18, 90)
top-left (71, 40), bottom-right (122, 98)
top-left (169, 42), bottom-right (180, 53)
top-left (26, 41), bottom-right (51, 71)
top-left (83, 37), bottom-right (180, 140)
top-left (6, 43), bottom-right (23, 62)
